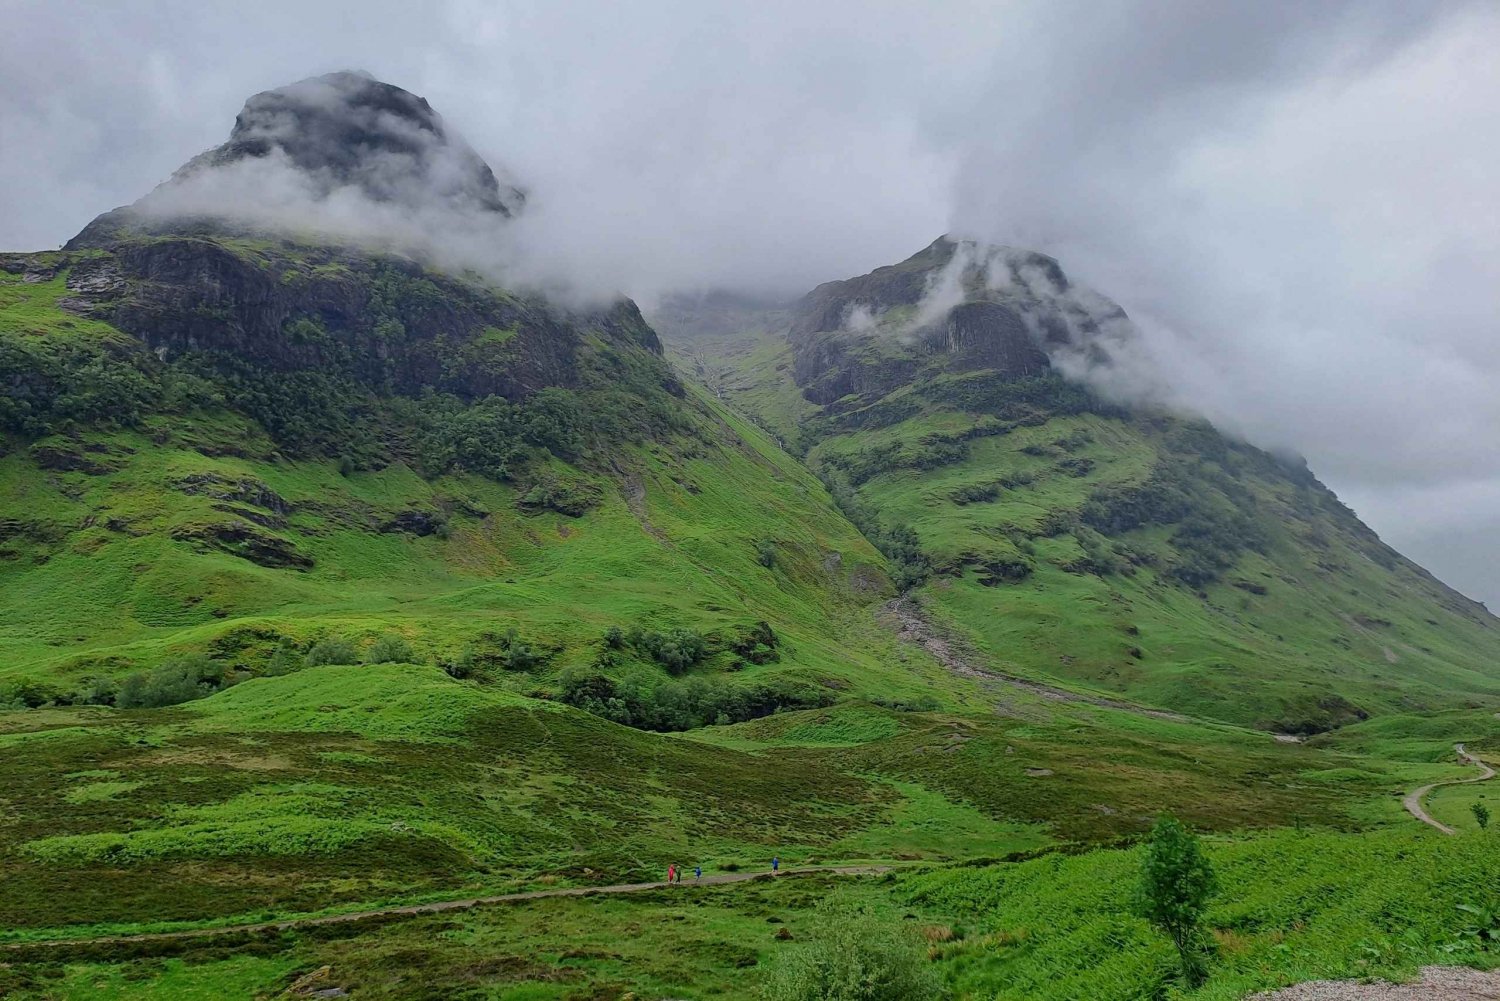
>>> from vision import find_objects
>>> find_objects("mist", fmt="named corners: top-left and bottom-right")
top-left (2, 0), bottom-right (1497, 605)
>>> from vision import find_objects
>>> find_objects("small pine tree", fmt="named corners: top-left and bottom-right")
top-left (1473, 802), bottom-right (1491, 830)
top-left (1137, 815), bottom-right (1218, 986)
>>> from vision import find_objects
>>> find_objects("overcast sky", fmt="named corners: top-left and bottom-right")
top-left (2, 0), bottom-right (1497, 607)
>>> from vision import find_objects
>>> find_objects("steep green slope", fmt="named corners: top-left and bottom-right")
top-left (0, 237), bottom-right (1443, 944)
top-left (0, 244), bottom-right (921, 712)
top-left (655, 238), bottom-right (1500, 731)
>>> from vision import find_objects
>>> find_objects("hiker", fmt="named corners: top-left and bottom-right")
top-left (772, 856), bottom-right (780, 876)
top-left (667, 863), bottom-right (676, 884)
top-left (694, 865), bottom-right (702, 881)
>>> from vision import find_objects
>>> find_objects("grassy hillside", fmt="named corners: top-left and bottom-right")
top-left (6, 819), bottom-right (1499, 999)
top-left (661, 245), bottom-right (1500, 733)
top-left (0, 244), bottom-right (921, 712)
top-left (5, 233), bottom-right (1498, 999)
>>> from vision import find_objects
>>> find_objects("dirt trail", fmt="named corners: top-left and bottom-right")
top-left (881, 595), bottom-right (1188, 723)
top-left (1250, 965), bottom-right (1500, 999)
top-left (1403, 743), bottom-right (1496, 834)
top-left (0, 865), bottom-right (889, 952)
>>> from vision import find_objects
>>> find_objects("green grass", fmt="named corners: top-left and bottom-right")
top-left (0, 266), bottom-right (125, 341)
top-left (0, 659), bottom-right (1439, 946)
top-left (8, 828), bottom-right (1499, 1000)
top-left (903, 826), bottom-right (1500, 1001)
top-left (5, 236), bottom-right (1500, 997)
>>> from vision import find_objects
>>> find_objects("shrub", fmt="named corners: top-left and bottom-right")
top-left (438, 647), bottom-right (477, 680)
top-left (1474, 802), bottom-right (1491, 830)
top-left (760, 897), bottom-right (943, 1001)
top-left (730, 620), bottom-right (780, 665)
top-left (365, 633), bottom-right (415, 664)
top-left (1137, 815), bottom-right (1217, 986)
top-left (79, 676), bottom-right (119, 706)
top-left (950, 482), bottom-right (1000, 505)
top-left (116, 654), bottom-right (228, 709)
top-left (602, 626), bottom-right (626, 649)
top-left (0, 680), bottom-right (67, 709)
top-left (304, 637), bottom-right (361, 667)
top-left (264, 645), bottom-right (303, 677)
top-left (492, 628), bottom-right (546, 672)
top-left (517, 475), bottom-right (602, 517)
top-left (558, 669), bottom-right (830, 733)
top-left (630, 626), bottom-right (710, 675)
top-left (757, 539), bottom-right (779, 568)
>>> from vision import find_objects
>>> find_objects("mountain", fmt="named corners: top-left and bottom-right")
top-left (4, 74), bottom-right (1500, 1000)
top-left (2, 73), bottom-right (912, 714)
top-left (69, 70), bottom-right (524, 250)
top-left (657, 236), bottom-right (1500, 732)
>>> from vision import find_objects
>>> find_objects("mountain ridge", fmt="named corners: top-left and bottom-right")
top-left (655, 235), bottom-right (1499, 732)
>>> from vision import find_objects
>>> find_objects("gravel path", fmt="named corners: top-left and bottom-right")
top-left (1402, 744), bottom-right (1496, 834)
top-left (1249, 965), bottom-right (1500, 999)
top-left (1, 865), bottom-right (889, 951)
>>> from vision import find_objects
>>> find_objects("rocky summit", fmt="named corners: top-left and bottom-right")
top-left (68, 71), bottom-right (524, 249)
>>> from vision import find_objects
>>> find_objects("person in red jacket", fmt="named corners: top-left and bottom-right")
top-left (667, 863), bottom-right (676, 884)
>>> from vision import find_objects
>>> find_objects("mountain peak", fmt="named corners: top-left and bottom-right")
top-left (788, 235), bottom-right (1130, 406)
top-left (68, 72), bottom-right (524, 249)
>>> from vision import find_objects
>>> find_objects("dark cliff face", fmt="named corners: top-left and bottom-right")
top-left (44, 71), bottom-right (670, 427)
top-left (68, 71), bottom-right (524, 250)
top-left (54, 237), bottom-right (661, 404)
top-left (787, 236), bottom-right (1127, 407)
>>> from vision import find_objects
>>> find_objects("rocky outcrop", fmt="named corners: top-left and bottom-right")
top-left (69, 71), bottom-right (523, 249)
top-left (170, 521), bottom-right (314, 570)
top-left (50, 237), bottom-right (661, 404)
top-left (45, 71), bottom-right (666, 416)
top-left (785, 236), bottom-right (1127, 407)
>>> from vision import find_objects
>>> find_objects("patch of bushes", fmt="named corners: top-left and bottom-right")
top-left (304, 637), bottom-right (361, 667)
top-left (1057, 456), bottom-right (1095, 477)
top-left (0, 334), bottom-right (157, 436)
top-left (729, 620), bottom-right (780, 665)
top-left (760, 896), bottom-right (943, 1001)
top-left (437, 647), bottom-right (478, 680)
top-left (475, 627), bottom-right (549, 672)
top-left (820, 467), bottom-right (931, 589)
top-left (1080, 464), bottom-right (1193, 535)
top-left (1080, 456), bottom-right (1272, 588)
top-left (558, 669), bottom-right (832, 733)
top-left (517, 474), bottom-right (602, 517)
top-left (628, 626), bottom-right (711, 675)
top-left (365, 633), bottom-right (415, 664)
top-left (918, 371), bottom-right (1100, 421)
top-left (116, 654), bottom-right (231, 709)
top-left (950, 481), bottom-right (1000, 505)
top-left (0, 655), bottom-right (238, 710)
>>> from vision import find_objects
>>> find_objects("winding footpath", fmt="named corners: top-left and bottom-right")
top-left (1402, 743), bottom-right (1495, 835)
top-left (0, 865), bottom-right (889, 953)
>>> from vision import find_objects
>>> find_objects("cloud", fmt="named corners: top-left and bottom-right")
top-left (0, 0), bottom-right (1496, 604)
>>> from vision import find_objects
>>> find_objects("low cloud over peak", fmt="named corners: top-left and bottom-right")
top-left (2, 0), bottom-right (1497, 605)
